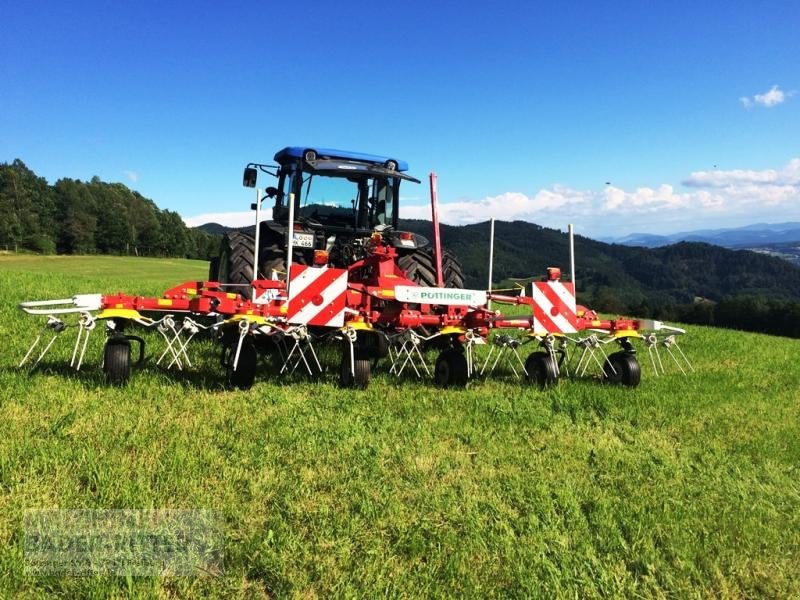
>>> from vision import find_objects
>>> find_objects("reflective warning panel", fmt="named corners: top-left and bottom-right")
top-left (531, 281), bottom-right (578, 334)
top-left (287, 265), bottom-right (348, 327)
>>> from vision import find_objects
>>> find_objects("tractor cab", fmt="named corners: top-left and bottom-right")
top-left (212, 146), bottom-right (460, 299)
top-left (246, 147), bottom-right (420, 234)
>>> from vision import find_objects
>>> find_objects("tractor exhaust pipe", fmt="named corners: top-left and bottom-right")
top-left (429, 173), bottom-right (444, 287)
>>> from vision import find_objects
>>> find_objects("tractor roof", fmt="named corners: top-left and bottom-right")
top-left (274, 147), bottom-right (409, 172)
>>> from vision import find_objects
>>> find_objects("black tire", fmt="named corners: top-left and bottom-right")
top-left (525, 351), bottom-right (558, 389)
top-left (226, 340), bottom-right (257, 390)
top-left (339, 351), bottom-right (370, 389)
top-left (603, 352), bottom-right (641, 387)
top-left (208, 256), bottom-right (220, 281)
top-left (217, 232), bottom-right (257, 299)
top-left (258, 240), bottom-right (292, 280)
top-left (103, 339), bottom-right (131, 385)
top-left (397, 247), bottom-right (464, 289)
top-left (434, 348), bottom-right (469, 388)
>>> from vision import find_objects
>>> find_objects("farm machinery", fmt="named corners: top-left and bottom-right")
top-left (17, 147), bottom-right (692, 389)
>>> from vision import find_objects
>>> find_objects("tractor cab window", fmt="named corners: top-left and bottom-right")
top-left (294, 171), bottom-right (397, 230)
top-left (298, 173), bottom-right (361, 224)
top-left (369, 177), bottom-right (394, 226)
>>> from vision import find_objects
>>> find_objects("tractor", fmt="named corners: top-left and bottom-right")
top-left (209, 147), bottom-right (464, 296)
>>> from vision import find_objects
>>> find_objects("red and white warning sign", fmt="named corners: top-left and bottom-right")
top-left (287, 265), bottom-right (348, 327)
top-left (531, 281), bottom-right (578, 334)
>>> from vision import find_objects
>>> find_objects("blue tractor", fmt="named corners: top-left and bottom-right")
top-left (211, 147), bottom-right (463, 296)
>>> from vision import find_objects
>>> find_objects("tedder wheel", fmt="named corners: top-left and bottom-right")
top-left (434, 348), bottom-right (468, 388)
top-left (524, 351), bottom-right (558, 389)
top-left (103, 338), bottom-right (131, 385)
top-left (339, 351), bottom-right (370, 389)
top-left (603, 352), bottom-right (641, 387)
top-left (225, 340), bottom-right (258, 390)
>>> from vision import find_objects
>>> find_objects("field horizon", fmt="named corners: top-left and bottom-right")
top-left (1, 254), bottom-right (799, 598)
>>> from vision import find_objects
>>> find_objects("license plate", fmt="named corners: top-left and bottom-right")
top-left (292, 233), bottom-right (314, 248)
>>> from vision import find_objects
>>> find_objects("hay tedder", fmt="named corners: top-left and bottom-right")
top-left (18, 147), bottom-right (692, 389)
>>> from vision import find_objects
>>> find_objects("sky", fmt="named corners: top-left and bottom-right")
top-left (2, 1), bottom-right (799, 239)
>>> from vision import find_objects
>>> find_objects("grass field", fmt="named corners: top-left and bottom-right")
top-left (1, 254), bottom-right (799, 598)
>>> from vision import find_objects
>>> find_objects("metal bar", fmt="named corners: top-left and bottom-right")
top-left (286, 192), bottom-right (296, 294)
top-left (253, 187), bottom-right (262, 299)
top-left (429, 173), bottom-right (444, 287)
top-left (488, 218), bottom-right (495, 310)
top-left (569, 223), bottom-right (576, 289)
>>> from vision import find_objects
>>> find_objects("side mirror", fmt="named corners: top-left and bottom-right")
top-left (243, 167), bottom-right (257, 188)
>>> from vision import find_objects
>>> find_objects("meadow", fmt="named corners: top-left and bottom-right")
top-left (1, 254), bottom-right (799, 598)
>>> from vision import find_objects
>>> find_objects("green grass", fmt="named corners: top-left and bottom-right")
top-left (1, 254), bottom-right (799, 598)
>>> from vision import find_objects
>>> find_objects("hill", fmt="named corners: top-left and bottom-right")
top-left (0, 159), bottom-right (217, 260)
top-left (605, 221), bottom-right (800, 249)
top-left (200, 219), bottom-right (800, 317)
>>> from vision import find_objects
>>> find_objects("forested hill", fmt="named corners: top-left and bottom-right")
top-left (397, 219), bottom-right (800, 307)
top-left (0, 159), bottom-right (217, 259)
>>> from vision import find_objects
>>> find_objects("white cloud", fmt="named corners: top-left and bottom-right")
top-left (402, 186), bottom-right (592, 223)
top-left (399, 158), bottom-right (800, 233)
top-left (183, 211), bottom-right (254, 228)
top-left (740, 85), bottom-right (793, 108)
top-left (124, 170), bottom-right (139, 183)
top-left (184, 158), bottom-right (800, 236)
top-left (684, 158), bottom-right (800, 188)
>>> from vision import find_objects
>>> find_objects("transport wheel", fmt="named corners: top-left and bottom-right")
top-left (339, 351), bottom-right (370, 389)
top-left (103, 338), bottom-right (131, 385)
top-left (603, 352), bottom-right (641, 387)
top-left (226, 340), bottom-right (258, 390)
top-left (434, 348), bottom-right (468, 388)
top-left (524, 351), bottom-right (558, 389)
top-left (397, 247), bottom-right (464, 289)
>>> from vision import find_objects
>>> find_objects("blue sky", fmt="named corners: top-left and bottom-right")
top-left (2, 1), bottom-right (799, 238)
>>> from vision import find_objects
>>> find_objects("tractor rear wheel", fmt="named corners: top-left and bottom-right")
top-left (216, 232), bottom-right (257, 299)
top-left (603, 352), bottom-right (641, 387)
top-left (397, 247), bottom-right (464, 289)
top-left (434, 348), bottom-right (469, 388)
top-left (524, 351), bottom-right (558, 389)
top-left (215, 232), bottom-right (305, 299)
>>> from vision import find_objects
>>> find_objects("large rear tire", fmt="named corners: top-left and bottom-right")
top-left (397, 247), bottom-right (464, 289)
top-left (216, 232), bottom-right (257, 299)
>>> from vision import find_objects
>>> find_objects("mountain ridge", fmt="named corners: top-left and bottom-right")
top-left (197, 218), bottom-right (800, 313)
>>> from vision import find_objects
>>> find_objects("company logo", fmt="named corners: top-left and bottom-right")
top-left (395, 286), bottom-right (487, 306)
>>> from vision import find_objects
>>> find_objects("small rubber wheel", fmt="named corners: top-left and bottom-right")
top-left (339, 352), bottom-right (370, 389)
top-left (103, 340), bottom-right (131, 386)
top-left (525, 351), bottom-right (558, 389)
top-left (226, 341), bottom-right (257, 390)
top-left (603, 352), bottom-right (641, 387)
top-left (434, 349), bottom-right (468, 388)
